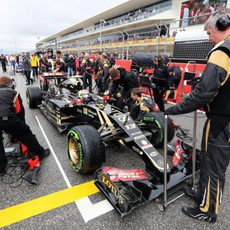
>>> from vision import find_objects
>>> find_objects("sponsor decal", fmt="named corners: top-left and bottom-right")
top-left (83, 107), bottom-right (88, 115)
top-left (131, 131), bottom-right (142, 136)
top-left (103, 167), bottom-right (148, 182)
top-left (172, 140), bottom-right (183, 167)
top-left (133, 134), bottom-right (145, 140)
top-left (143, 116), bottom-right (154, 122)
top-left (149, 151), bottom-right (158, 157)
top-left (142, 144), bottom-right (152, 150)
top-left (100, 174), bottom-right (124, 204)
top-left (141, 140), bottom-right (148, 145)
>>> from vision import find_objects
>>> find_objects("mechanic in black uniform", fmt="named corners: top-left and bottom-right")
top-left (165, 8), bottom-right (230, 223)
top-left (0, 76), bottom-right (50, 177)
top-left (97, 53), bottom-right (111, 94)
top-left (82, 53), bottom-right (94, 93)
top-left (130, 88), bottom-right (159, 120)
top-left (165, 65), bottom-right (182, 102)
top-left (152, 55), bottom-right (169, 112)
top-left (107, 67), bottom-right (139, 110)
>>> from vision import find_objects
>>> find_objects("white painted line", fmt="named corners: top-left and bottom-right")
top-left (76, 198), bottom-right (113, 223)
top-left (35, 116), bottom-right (72, 188)
top-left (35, 116), bottom-right (113, 222)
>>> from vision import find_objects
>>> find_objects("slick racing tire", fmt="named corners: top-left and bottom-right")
top-left (142, 111), bottom-right (175, 148)
top-left (67, 125), bottom-right (106, 174)
top-left (26, 86), bottom-right (42, 108)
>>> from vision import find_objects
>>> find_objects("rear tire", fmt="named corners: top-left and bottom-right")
top-left (142, 111), bottom-right (175, 148)
top-left (26, 86), bottom-right (42, 108)
top-left (67, 125), bottom-right (105, 174)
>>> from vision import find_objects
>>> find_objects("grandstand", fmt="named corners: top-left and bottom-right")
top-left (37, 0), bottom-right (229, 60)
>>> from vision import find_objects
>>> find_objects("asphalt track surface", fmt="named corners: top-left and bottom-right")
top-left (0, 69), bottom-right (229, 230)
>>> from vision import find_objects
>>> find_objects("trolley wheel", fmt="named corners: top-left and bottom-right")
top-left (158, 204), bottom-right (166, 212)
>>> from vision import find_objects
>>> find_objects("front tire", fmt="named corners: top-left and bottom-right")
top-left (67, 125), bottom-right (105, 174)
top-left (142, 111), bottom-right (175, 147)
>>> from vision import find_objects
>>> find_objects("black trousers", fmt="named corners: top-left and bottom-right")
top-left (153, 87), bottom-right (165, 112)
top-left (83, 73), bottom-right (92, 93)
top-left (195, 116), bottom-right (230, 216)
top-left (32, 67), bottom-right (38, 79)
top-left (0, 117), bottom-right (45, 172)
top-left (24, 70), bottom-right (31, 84)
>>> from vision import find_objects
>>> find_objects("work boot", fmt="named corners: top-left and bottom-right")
top-left (182, 207), bottom-right (217, 223)
top-left (23, 166), bottom-right (41, 185)
top-left (0, 169), bottom-right (6, 177)
top-left (40, 149), bottom-right (50, 161)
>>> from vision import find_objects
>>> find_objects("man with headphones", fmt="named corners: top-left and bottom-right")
top-left (165, 8), bottom-right (230, 223)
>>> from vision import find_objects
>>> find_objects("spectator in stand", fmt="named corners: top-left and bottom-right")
top-left (30, 53), bottom-right (39, 82)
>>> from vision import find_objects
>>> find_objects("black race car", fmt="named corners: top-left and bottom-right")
top-left (26, 72), bottom-right (175, 173)
top-left (26, 72), bottom-right (200, 216)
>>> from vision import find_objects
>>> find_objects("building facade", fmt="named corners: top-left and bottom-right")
top-left (36, 0), bottom-right (229, 59)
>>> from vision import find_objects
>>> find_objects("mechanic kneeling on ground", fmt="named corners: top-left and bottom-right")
top-left (130, 88), bottom-right (159, 120)
top-left (107, 67), bottom-right (139, 110)
top-left (0, 76), bottom-right (50, 177)
top-left (165, 8), bottom-right (230, 223)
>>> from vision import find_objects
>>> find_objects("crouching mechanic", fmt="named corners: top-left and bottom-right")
top-left (130, 88), bottom-right (159, 120)
top-left (0, 76), bottom-right (50, 183)
top-left (165, 8), bottom-right (230, 223)
top-left (107, 67), bottom-right (139, 110)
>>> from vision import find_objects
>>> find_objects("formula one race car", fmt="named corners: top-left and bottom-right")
top-left (26, 72), bottom-right (200, 216)
top-left (26, 72), bottom-right (175, 172)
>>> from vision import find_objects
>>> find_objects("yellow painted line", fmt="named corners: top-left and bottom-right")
top-left (0, 180), bottom-right (99, 228)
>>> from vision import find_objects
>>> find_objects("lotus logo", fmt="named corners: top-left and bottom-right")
top-left (100, 174), bottom-right (124, 204)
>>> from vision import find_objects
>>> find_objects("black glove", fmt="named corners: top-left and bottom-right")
top-left (164, 106), bottom-right (177, 115)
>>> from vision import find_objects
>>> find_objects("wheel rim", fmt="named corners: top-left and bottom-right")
top-left (68, 137), bottom-right (80, 165)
